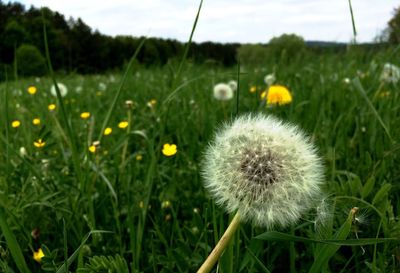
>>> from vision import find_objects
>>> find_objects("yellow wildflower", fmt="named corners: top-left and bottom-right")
top-left (118, 121), bottom-right (129, 129)
top-left (162, 143), bottom-right (177, 157)
top-left (136, 154), bottom-right (143, 161)
top-left (250, 86), bottom-right (257, 93)
top-left (266, 85), bottom-right (292, 106)
top-left (260, 90), bottom-right (267, 99)
top-left (48, 104), bottom-right (56, 111)
top-left (33, 248), bottom-right (45, 263)
top-left (11, 120), bottom-right (21, 128)
top-left (34, 139), bottom-right (46, 148)
top-left (27, 86), bottom-right (37, 95)
top-left (33, 118), bottom-right (41, 125)
top-left (147, 99), bottom-right (157, 108)
top-left (88, 145), bottom-right (96, 153)
top-left (104, 127), bottom-right (112, 135)
top-left (161, 200), bottom-right (171, 209)
top-left (80, 112), bottom-right (90, 119)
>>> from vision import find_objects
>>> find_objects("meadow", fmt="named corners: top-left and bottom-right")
top-left (0, 44), bottom-right (400, 273)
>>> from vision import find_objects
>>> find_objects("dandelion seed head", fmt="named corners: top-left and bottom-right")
top-left (50, 83), bottom-right (68, 97)
top-left (202, 114), bottom-right (324, 229)
top-left (213, 83), bottom-right (234, 101)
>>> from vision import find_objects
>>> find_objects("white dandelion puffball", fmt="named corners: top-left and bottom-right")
top-left (227, 80), bottom-right (238, 92)
top-left (213, 83), bottom-right (234, 101)
top-left (264, 73), bottom-right (276, 86)
top-left (202, 114), bottom-right (324, 229)
top-left (380, 63), bottom-right (400, 84)
top-left (50, 83), bottom-right (68, 97)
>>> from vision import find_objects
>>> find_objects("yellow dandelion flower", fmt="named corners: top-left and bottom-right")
top-left (33, 248), bottom-right (45, 263)
top-left (80, 112), bottom-right (90, 119)
top-left (118, 121), bottom-right (129, 129)
top-left (250, 86), bottom-right (257, 93)
top-left (104, 127), bottom-right (112, 136)
top-left (28, 86), bottom-right (37, 95)
top-left (266, 85), bottom-right (292, 106)
top-left (147, 99), bottom-right (157, 108)
top-left (88, 145), bottom-right (96, 153)
top-left (136, 154), bottom-right (143, 161)
top-left (48, 104), bottom-right (56, 111)
top-left (162, 143), bottom-right (177, 157)
top-left (161, 200), bottom-right (171, 209)
top-left (33, 118), bottom-right (41, 125)
top-left (11, 120), bottom-right (21, 128)
top-left (33, 139), bottom-right (46, 148)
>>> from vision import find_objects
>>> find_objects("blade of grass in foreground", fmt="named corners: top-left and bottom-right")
top-left (98, 38), bottom-right (146, 143)
top-left (0, 207), bottom-right (30, 273)
top-left (42, 14), bottom-right (83, 185)
top-left (352, 77), bottom-right (393, 142)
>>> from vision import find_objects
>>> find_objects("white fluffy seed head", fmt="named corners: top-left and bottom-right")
top-left (202, 114), bottom-right (325, 229)
top-left (50, 83), bottom-right (68, 97)
top-left (213, 83), bottom-right (234, 101)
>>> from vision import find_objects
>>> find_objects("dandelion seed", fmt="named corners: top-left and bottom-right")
top-left (98, 82), bottom-right (107, 91)
top-left (380, 63), bottom-right (400, 83)
top-left (118, 121), bottom-right (129, 129)
top-left (48, 104), bottom-right (56, 111)
top-left (27, 86), bottom-right (37, 95)
top-left (343, 78), bottom-right (351, 84)
top-left (50, 82), bottom-right (68, 97)
top-left (32, 118), bottom-right (41, 125)
top-left (34, 139), bottom-right (46, 148)
top-left (264, 73), bottom-right (276, 86)
top-left (11, 120), bottom-right (21, 128)
top-left (162, 143), bottom-right (177, 157)
top-left (19, 147), bottom-right (27, 157)
top-left (266, 85), bottom-right (292, 106)
top-left (80, 112), bottom-right (90, 119)
top-left (75, 86), bottom-right (83, 93)
top-left (202, 113), bottom-right (324, 229)
top-left (104, 127), bottom-right (112, 136)
top-left (213, 83), bottom-right (234, 101)
top-left (33, 248), bottom-right (45, 263)
top-left (228, 80), bottom-right (238, 92)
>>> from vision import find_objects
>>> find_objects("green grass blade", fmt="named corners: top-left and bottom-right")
top-left (98, 38), bottom-right (146, 143)
top-left (347, 0), bottom-right (357, 39)
top-left (352, 77), bottom-right (393, 142)
top-left (56, 230), bottom-right (111, 273)
top-left (0, 207), bottom-right (31, 273)
top-left (255, 231), bottom-right (396, 246)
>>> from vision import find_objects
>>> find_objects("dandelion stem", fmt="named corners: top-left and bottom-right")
top-left (197, 212), bottom-right (241, 273)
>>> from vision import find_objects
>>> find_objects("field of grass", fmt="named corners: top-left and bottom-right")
top-left (0, 45), bottom-right (400, 273)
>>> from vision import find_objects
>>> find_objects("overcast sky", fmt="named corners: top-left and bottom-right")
top-left (12, 0), bottom-right (399, 43)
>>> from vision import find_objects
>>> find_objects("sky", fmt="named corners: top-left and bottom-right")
top-left (11, 0), bottom-right (400, 43)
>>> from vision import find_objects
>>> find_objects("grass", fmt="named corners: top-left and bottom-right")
top-left (0, 45), bottom-right (399, 273)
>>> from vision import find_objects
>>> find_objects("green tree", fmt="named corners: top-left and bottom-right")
top-left (387, 7), bottom-right (400, 44)
top-left (267, 33), bottom-right (306, 63)
top-left (16, 44), bottom-right (46, 76)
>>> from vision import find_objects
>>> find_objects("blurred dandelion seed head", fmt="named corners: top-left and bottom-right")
top-left (202, 114), bottom-right (324, 229)
top-left (213, 83), bottom-right (234, 101)
top-left (50, 82), bottom-right (68, 97)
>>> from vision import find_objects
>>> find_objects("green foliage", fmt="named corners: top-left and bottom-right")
top-left (236, 44), bottom-right (269, 66)
top-left (386, 7), bottom-right (400, 44)
top-left (15, 44), bottom-right (46, 77)
top-left (77, 255), bottom-right (130, 273)
top-left (267, 33), bottom-right (306, 63)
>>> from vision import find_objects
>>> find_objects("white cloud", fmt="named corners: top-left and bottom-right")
top-left (14, 0), bottom-right (399, 43)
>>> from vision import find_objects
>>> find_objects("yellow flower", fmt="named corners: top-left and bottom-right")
top-left (250, 86), bottom-right (257, 93)
top-left (266, 85), bottom-right (292, 106)
top-left (33, 118), bottom-right (41, 125)
top-left (118, 121), bottom-right (129, 129)
top-left (161, 200), bottom-right (171, 209)
top-left (33, 248), bottom-right (45, 263)
top-left (48, 104), bottom-right (56, 111)
top-left (80, 112), bottom-right (90, 119)
top-left (162, 143), bottom-right (177, 157)
top-left (11, 120), bottom-right (21, 128)
top-left (147, 99), bottom-right (157, 108)
top-left (88, 145), bottom-right (96, 153)
top-left (27, 86), bottom-right (37, 95)
top-left (136, 154), bottom-right (143, 161)
top-left (104, 127), bottom-right (112, 135)
top-left (34, 139), bottom-right (46, 148)
top-left (260, 90), bottom-right (267, 99)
